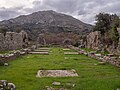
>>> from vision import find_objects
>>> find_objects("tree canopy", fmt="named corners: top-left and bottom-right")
top-left (94, 13), bottom-right (120, 35)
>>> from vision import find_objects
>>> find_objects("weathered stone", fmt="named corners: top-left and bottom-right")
top-left (86, 31), bottom-right (102, 50)
top-left (29, 52), bottom-right (49, 55)
top-left (107, 54), bottom-right (114, 57)
top-left (64, 52), bottom-right (79, 55)
top-left (94, 54), bottom-right (102, 57)
top-left (0, 31), bottom-right (29, 51)
top-left (4, 63), bottom-right (9, 66)
top-left (63, 49), bottom-right (70, 51)
top-left (36, 70), bottom-right (78, 77)
top-left (52, 82), bottom-right (61, 86)
top-left (66, 83), bottom-right (75, 87)
top-left (85, 28), bottom-right (120, 55)
top-left (8, 83), bottom-right (16, 90)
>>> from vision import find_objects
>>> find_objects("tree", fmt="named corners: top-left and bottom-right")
top-left (111, 14), bottom-right (120, 28)
top-left (94, 13), bottom-right (112, 35)
top-left (104, 26), bottom-right (119, 48)
top-left (94, 13), bottom-right (120, 35)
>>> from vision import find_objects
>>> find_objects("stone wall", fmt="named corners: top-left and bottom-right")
top-left (86, 31), bottom-right (102, 50)
top-left (85, 28), bottom-right (120, 54)
top-left (0, 31), bottom-right (28, 50)
top-left (37, 33), bottom-right (80, 46)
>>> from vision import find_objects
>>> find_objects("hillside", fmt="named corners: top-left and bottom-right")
top-left (0, 10), bottom-right (93, 40)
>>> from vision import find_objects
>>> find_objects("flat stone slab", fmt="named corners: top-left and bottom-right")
top-left (29, 52), bottom-right (49, 55)
top-left (36, 70), bottom-right (78, 77)
top-left (34, 50), bottom-right (49, 52)
top-left (63, 48), bottom-right (70, 51)
top-left (64, 52), bottom-right (79, 55)
top-left (38, 48), bottom-right (50, 50)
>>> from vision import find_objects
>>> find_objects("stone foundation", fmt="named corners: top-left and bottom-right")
top-left (36, 70), bottom-right (78, 77)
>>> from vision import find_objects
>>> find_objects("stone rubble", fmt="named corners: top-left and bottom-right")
top-left (0, 80), bottom-right (16, 90)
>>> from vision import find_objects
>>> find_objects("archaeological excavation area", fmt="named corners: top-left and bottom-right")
top-left (0, 46), bottom-right (120, 90)
top-left (0, 10), bottom-right (120, 90)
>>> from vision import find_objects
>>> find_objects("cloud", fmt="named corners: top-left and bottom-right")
top-left (0, 6), bottom-right (23, 20)
top-left (0, 0), bottom-right (120, 24)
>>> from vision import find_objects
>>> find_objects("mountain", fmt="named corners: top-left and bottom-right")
top-left (0, 10), bottom-right (93, 40)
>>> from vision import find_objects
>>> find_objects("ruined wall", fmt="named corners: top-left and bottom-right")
top-left (0, 31), bottom-right (28, 50)
top-left (86, 31), bottom-right (102, 50)
top-left (86, 28), bottom-right (120, 54)
top-left (37, 33), bottom-right (80, 46)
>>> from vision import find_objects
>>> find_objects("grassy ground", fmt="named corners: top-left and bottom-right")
top-left (0, 47), bottom-right (120, 90)
top-left (81, 48), bottom-right (110, 55)
top-left (0, 50), bottom-right (10, 54)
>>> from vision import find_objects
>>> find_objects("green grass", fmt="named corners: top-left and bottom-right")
top-left (0, 50), bottom-right (10, 54)
top-left (0, 47), bottom-right (120, 90)
top-left (81, 48), bottom-right (110, 55)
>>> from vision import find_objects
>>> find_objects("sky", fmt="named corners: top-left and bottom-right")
top-left (0, 0), bottom-right (120, 25)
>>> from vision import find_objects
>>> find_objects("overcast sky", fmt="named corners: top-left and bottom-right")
top-left (0, 0), bottom-right (120, 24)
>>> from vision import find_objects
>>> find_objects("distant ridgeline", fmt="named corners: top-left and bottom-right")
top-left (0, 10), bottom-right (92, 41)
top-left (0, 31), bottom-right (29, 51)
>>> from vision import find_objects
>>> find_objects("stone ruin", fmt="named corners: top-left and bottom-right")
top-left (29, 47), bottom-right (50, 55)
top-left (0, 80), bottom-right (16, 90)
top-left (36, 70), bottom-right (78, 77)
top-left (67, 45), bottom-right (120, 67)
top-left (85, 28), bottom-right (120, 55)
top-left (86, 31), bottom-right (102, 50)
top-left (0, 45), bottom-right (37, 66)
top-left (0, 30), bottom-right (29, 51)
top-left (36, 33), bottom-right (80, 46)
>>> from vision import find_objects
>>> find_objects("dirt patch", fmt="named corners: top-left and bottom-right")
top-left (36, 70), bottom-right (78, 77)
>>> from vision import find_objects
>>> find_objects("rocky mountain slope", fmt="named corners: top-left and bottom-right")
top-left (0, 10), bottom-right (93, 40)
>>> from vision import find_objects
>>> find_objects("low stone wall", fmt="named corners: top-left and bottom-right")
top-left (68, 45), bottom-right (120, 68)
top-left (0, 45), bottom-right (37, 66)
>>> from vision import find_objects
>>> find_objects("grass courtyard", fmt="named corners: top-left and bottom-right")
top-left (0, 47), bottom-right (120, 90)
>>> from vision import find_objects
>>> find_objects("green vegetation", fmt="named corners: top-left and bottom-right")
top-left (93, 13), bottom-right (120, 47)
top-left (94, 13), bottom-right (120, 34)
top-left (0, 50), bottom-right (10, 54)
top-left (81, 48), bottom-right (110, 55)
top-left (0, 47), bottom-right (120, 90)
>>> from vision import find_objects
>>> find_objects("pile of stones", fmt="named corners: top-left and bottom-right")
top-left (0, 80), bottom-right (16, 90)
